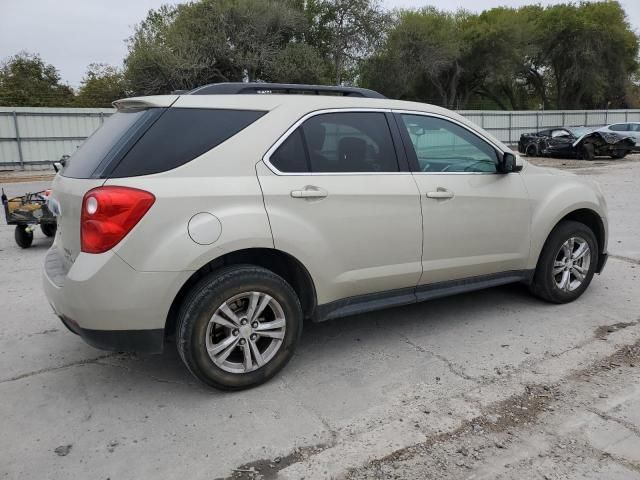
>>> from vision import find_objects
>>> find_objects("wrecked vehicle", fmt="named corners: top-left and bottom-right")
top-left (518, 126), bottom-right (635, 160)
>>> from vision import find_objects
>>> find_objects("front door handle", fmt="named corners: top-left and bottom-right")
top-left (426, 188), bottom-right (455, 199)
top-left (290, 186), bottom-right (328, 199)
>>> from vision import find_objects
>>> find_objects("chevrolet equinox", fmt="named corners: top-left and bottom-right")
top-left (43, 83), bottom-right (609, 389)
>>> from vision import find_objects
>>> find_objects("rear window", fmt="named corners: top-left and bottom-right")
top-left (62, 108), bottom-right (265, 179)
top-left (62, 109), bottom-right (158, 179)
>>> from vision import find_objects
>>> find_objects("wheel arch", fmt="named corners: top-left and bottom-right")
top-left (559, 209), bottom-right (605, 255)
top-left (532, 207), bottom-right (606, 274)
top-left (165, 248), bottom-right (317, 337)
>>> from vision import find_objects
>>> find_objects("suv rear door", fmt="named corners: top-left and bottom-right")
top-left (257, 110), bottom-right (423, 307)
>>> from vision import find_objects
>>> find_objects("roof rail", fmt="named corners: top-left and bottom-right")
top-left (187, 82), bottom-right (386, 99)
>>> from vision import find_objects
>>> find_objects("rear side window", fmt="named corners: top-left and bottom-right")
top-left (270, 130), bottom-right (309, 173)
top-left (269, 112), bottom-right (399, 173)
top-left (108, 108), bottom-right (265, 178)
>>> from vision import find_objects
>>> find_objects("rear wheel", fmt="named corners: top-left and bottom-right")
top-left (41, 223), bottom-right (57, 237)
top-left (15, 225), bottom-right (33, 248)
top-left (529, 220), bottom-right (598, 303)
top-left (176, 266), bottom-right (303, 390)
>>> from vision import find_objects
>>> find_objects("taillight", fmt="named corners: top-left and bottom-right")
top-left (81, 186), bottom-right (155, 254)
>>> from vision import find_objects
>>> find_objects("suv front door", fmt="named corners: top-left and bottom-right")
top-left (257, 110), bottom-right (423, 307)
top-left (395, 112), bottom-right (531, 288)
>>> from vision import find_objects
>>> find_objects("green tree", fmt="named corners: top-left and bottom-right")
top-left (264, 43), bottom-right (330, 84)
top-left (124, 0), bottom-right (312, 95)
top-left (361, 1), bottom-right (639, 110)
top-left (75, 63), bottom-right (129, 107)
top-left (461, 6), bottom-right (544, 110)
top-left (361, 8), bottom-right (471, 106)
top-left (537, 1), bottom-right (639, 109)
top-left (0, 52), bottom-right (74, 106)
top-left (305, 0), bottom-right (389, 84)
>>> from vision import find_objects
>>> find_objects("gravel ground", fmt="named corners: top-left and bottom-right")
top-left (1, 157), bottom-right (639, 480)
top-left (525, 152), bottom-right (640, 170)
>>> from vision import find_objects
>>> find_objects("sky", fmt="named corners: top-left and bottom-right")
top-left (1, 0), bottom-right (639, 88)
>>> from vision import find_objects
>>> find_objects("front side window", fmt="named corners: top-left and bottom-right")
top-left (551, 129), bottom-right (571, 138)
top-left (269, 112), bottom-right (399, 173)
top-left (609, 124), bottom-right (629, 132)
top-left (399, 114), bottom-right (498, 173)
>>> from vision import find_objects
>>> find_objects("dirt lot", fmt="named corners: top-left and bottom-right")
top-left (1, 155), bottom-right (639, 480)
top-left (526, 153), bottom-right (640, 170)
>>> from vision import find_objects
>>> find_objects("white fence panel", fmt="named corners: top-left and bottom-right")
top-left (1, 107), bottom-right (639, 169)
top-left (0, 107), bottom-right (113, 168)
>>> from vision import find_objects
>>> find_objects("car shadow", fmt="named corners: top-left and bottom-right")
top-left (105, 282), bottom-right (538, 396)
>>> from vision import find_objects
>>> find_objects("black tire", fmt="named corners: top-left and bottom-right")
top-left (529, 220), bottom-right (598, 304)
top-left (579, 143), bottom-right (595, 161)
top-left (176, 265), bottom-right (303, 390)
top-left (41, 222), bottom-right (57, 237)
top-left (610, 149), bottom-right (626, 159)
top-left (526, 144), bottom-right (538, 157)
top-left (15, 225), bottom-right (34, 248)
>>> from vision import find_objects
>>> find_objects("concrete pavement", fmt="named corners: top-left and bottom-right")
top-left (0, 158), bottom-right (639, 480)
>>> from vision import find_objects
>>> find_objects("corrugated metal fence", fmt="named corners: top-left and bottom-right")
top-left (462, 109), bottom-right (640, 145)
top-left (1, 106), bottom-right (640, 169)
top-left (0, 107), bottom-right (113, 169)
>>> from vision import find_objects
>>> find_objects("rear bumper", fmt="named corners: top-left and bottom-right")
top-left (43, 246), bottom-right (189, 354)
top-left (58, 314), bottom-right (164, 353)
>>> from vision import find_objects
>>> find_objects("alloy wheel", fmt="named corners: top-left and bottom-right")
top-left (205, 291), bottom-right (286, 374)
top-left (552, 236), bottom-right (591, 292)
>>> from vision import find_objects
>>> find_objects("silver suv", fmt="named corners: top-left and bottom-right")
top-left (43, 83), bottom-right (609, 389)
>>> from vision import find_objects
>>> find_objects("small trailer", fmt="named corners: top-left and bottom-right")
top-left (1, 189), bottom-right (57, 248)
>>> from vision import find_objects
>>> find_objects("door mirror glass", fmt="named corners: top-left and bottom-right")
top-left (498, 152), bottom-right (517, 173)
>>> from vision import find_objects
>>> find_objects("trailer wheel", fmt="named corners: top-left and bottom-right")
top-left (15, 225), bottom-right (33, 249)
top-left (41, 223), bottom-right (57, 237)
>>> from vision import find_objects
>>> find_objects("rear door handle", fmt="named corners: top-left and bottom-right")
top-left (426, 188), bottom-right (455, 199)
top-left (290, 186), bottom-right (328, 199)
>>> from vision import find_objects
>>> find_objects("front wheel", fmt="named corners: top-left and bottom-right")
top-left (610, 149), bottom-right (627, 159)
top-left (529, 220), bottom-right (598, 303)
top-left (15, 225), bottom-right (34, 248)
top-left (579, 143), bottom-right (595, 161)
top-left (176, 266), bottom-right (303, 390)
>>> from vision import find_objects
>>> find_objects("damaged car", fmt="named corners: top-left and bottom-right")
top-left (518, 126), bottom-right (635, 160)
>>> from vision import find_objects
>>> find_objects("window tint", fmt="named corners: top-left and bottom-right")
top-left (631, 124), bottom-right (640, 132)
top-left (62, 109), bottom-right (159, 179)
top-left (270, 129), bottom-right (309, 173)
top-left (302, 112), bottom-right (399, 173)
top-left (108, 108), bottom-right (265, 178)
top-left (609, 124), bottom-right (629, 132)
top-left (400, 114), bottom-right (498, 173)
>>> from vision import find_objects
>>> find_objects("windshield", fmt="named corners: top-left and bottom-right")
top-left (566, 126), bottom-right (595, 137)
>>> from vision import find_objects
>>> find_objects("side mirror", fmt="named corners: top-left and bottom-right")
top-left (498, 152), bottom-right (521, 173)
